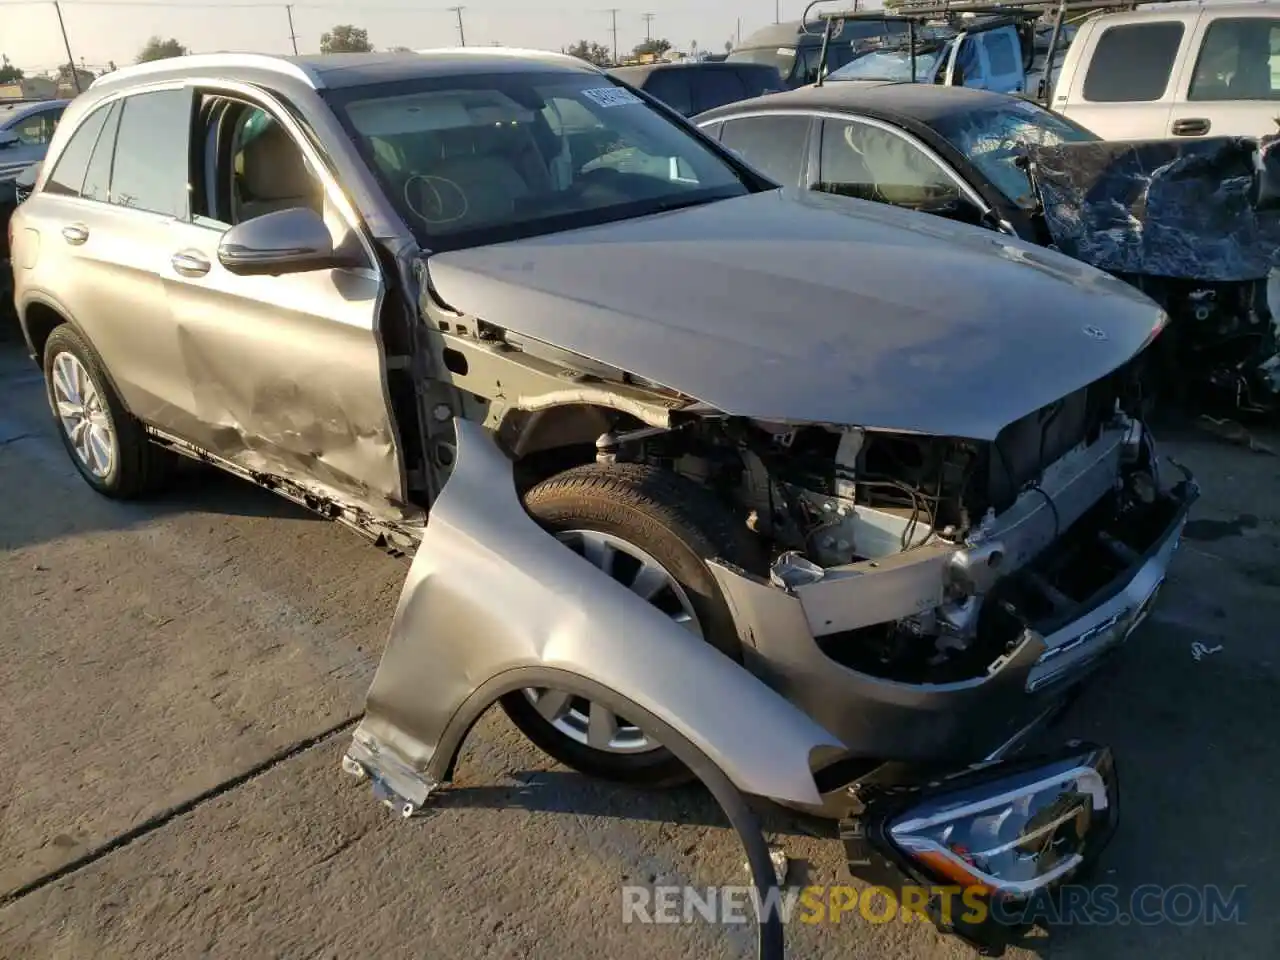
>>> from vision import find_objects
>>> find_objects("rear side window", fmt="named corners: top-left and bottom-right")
top-left (81, 102), bottom-right (122, 203)
top-left (109, 89), bottom-right (192, 218)
top-left (984, 31), bottom-right (1019, 76)
top-left (1188, 18), bottom-right (1280, 102)
top-left (693, 70), bottom-right (748, 114)
top-left (1083, 22), bottom-right (1185, 102)
top-left (43, 105), bottom-right (111, 198)
top-left (719, 114), bottom-right (810, 186)
top-left (641, 69), bottom-right (693, 115)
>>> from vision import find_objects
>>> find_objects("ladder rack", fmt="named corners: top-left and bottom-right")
top-left (801, 0), bottom-right (1168, 102)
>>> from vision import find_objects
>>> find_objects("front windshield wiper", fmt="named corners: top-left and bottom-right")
top-left (646, 192), bottom-right (738, 216)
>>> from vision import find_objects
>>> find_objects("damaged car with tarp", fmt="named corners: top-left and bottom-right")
top-left (696, 81), bottom-right (1280, 417)
top-left (11, 49), bottom-right (1198, 957)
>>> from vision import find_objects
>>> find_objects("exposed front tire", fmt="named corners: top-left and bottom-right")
top-left (500, 463), bottom-right (765, 788)
top-left (42, 324), bottom-right (175, 498)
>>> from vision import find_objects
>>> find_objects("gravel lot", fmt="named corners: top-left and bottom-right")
top-left (1, 329), bottom-right (1277, 959)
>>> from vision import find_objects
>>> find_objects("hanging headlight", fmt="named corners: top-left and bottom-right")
top-left (888, 747), bottom-right (1117, 898)
top-left (842, 744), bottom-right (1119, 951)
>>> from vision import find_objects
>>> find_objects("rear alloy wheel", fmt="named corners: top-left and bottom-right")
top-left (42, 324), bottom-right (175, 498)
top-left (502, 463), bottom-right (764, 788)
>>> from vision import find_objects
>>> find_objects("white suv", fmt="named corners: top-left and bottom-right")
top-left (1053, 1), bottom-right (1280, 140)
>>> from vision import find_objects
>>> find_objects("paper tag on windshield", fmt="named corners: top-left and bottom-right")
top-left (582, 87), bottom-right (643, 108)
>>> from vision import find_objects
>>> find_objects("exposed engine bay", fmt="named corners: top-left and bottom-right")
top-left (589, 353), bottom-right (1179, 687)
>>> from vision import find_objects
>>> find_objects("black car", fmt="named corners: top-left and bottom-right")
top-left (695, 82), bottom-right (1280, 412)
top-left (695, 82), bottom-right (1099, 235)
top-left (608, 61), bottom-right (784, 117)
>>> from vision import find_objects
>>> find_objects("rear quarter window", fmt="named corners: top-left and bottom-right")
top-left (43, 105), bottom-right (112, 198)
top-left (1083, 21), bottom-right (1185, 102)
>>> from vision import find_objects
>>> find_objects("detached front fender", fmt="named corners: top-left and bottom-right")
top-left (347, 418), bottom-right (844, 809)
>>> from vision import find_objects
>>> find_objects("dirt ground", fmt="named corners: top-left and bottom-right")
top-left (1, 329), bottom-right (1278, 959)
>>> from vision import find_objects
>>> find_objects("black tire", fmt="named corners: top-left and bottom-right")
top-left (42, 324), bottom-right (175, 498)
top-left (501, 462), bottom-right (766, 788)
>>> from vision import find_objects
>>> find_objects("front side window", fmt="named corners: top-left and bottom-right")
top-left (1083, 22), bottom-right (1185, 103)
top-left (818, 118), bottom-right (961, 210)
top-left (719, 114), bottom-right (810, 186)
top-left (1189, 18), bottom-right (1280, 102)
top-left (43, 105), bottom-right (112, 198)
top-left (931, 100), bottom-right (1098, 208)
top-left (326, 71), bottom-right (751, 250)
top-left (984, 30), bottom-right (1019, 76)
top-left (110, 89), bottom-right (192, 217)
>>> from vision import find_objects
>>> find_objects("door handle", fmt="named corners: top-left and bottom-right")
top-left (1171, 117), bottom-right (1211, 137)
top-left (61, 223), bottom-right (88, 245)
top-left (170, 250), bottom-right (211, 278)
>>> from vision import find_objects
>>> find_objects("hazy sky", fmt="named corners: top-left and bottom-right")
top-left (1, 0), bottom-right (887, 73)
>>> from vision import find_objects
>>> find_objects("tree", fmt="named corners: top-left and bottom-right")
top-left (564, 40), bottom-right (612, 68)
top-left (136, 36), bottom-right (188, 63)
top-left (632, 38), bottom-right (672, 58)
top-left (0, 54), bottom-right (23, 83)
top-left (320, 25), bottom-right (373, 54)
top-left (724, 39), bottom-right (733, 53)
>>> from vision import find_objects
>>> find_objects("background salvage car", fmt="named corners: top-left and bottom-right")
top-left (10, 49), bottom-right (1197, 953)
top-left (697, 82), bottom-right (1280, 414)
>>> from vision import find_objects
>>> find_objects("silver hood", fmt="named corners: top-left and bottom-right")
top-left (426, 189), bottom-right (1165, 440)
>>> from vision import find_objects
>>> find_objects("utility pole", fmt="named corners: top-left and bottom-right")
top-left (449, 6), bottom-right (467, 46)
top-left (641, 12), bottom-right (655, 43)
top-left (607, 8), bottom-right (619, 64)
top-left (776, 0), bottom-right (781, 23)
top-left (285, 4), bottom-right (299, 55)
top-left (52, 2), bottom-right (81, 94)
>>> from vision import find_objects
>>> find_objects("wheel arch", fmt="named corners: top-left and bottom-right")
top-left (19, 294), bottom-right (138, 410)
top-left (350, 417), bottom-right (846, 808)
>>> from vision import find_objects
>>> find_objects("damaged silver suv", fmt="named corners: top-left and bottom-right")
top-left (11, 49), bottom-right (1196, 950)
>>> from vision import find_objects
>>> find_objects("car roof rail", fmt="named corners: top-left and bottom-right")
top-left (413, 47), bottom-right (602, 70)
top-left (88, 53), bottom-right (325, 91)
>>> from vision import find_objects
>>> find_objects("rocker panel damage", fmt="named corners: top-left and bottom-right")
top-left (349, 417), bottom-right (846, 808)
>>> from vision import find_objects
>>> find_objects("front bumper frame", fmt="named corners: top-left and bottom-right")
top-left (708, 465), bottom-right (1197, 810)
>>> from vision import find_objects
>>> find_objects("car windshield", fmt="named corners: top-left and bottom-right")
top-left (325, 70), bottom-right (751, 250)
top-left (930, 100), bottom-right (1099, 208)
top-left (828, 47), bottom-right (944, 82)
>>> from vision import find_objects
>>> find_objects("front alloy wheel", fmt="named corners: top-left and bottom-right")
top-left (501, 462), bottom-right (764, 788)
top-left (521, 529), bottom-right (704, 756)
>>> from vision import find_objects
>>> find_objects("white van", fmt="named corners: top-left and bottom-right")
top-left (1053, 1), bottom-right (1280, 140)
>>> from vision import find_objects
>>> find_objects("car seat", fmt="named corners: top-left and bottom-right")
top-left (235, 120), bottom-right (324, 222)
